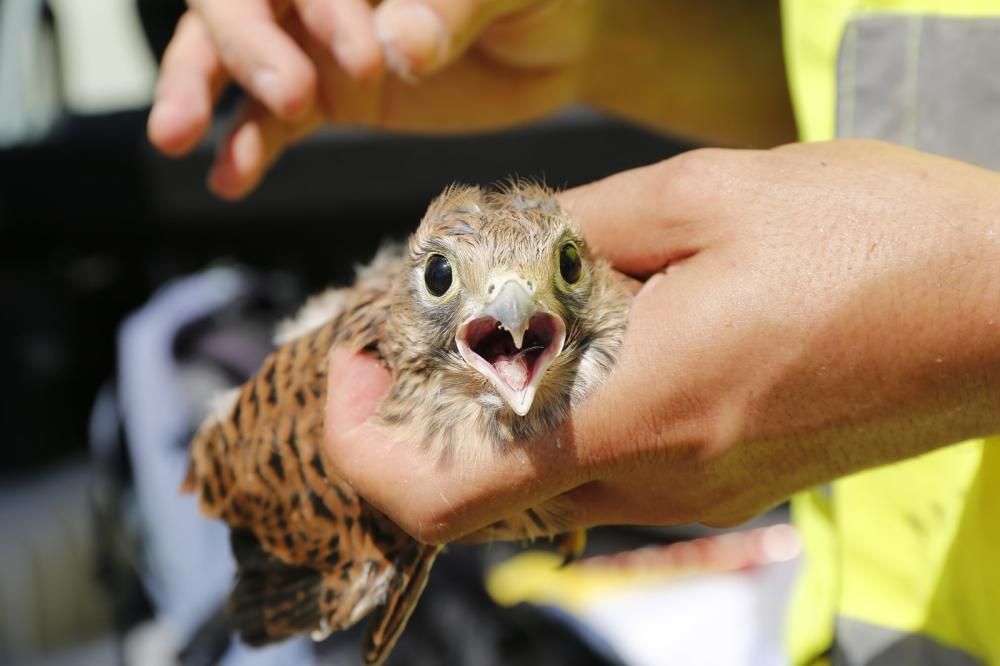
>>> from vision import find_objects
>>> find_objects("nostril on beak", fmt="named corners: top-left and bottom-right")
top-left (487, 274), bottom-right (533, 302)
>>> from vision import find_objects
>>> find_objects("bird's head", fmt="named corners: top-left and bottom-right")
top-left (386, 182), bottom-right (629, 432)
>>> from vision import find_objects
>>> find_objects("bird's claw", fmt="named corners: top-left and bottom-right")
top-left (553, 529), bottom-right (586, 567)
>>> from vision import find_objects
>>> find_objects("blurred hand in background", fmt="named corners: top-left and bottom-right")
top-left (147, 0), bottom-right (599, 198)
top-left (147, 0), bottom-right (795, 199)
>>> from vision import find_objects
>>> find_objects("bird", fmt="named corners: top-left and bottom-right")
top-left (182, 181), bottom-right (633, 665)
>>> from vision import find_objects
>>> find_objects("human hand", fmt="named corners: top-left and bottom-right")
top-left (147, 0), bottom-right (597, 199)
top-left (324, 140), bottom-right (1000, 542)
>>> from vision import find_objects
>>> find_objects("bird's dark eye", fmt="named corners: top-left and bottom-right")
top-left (424, 254), bottom-right (453, 296)
top-left (559, 243), bottom-right (582, 284)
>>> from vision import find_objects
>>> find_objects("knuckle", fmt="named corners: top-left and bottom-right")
top-left (648, 149), bottom-right (724, 215)
top-left (655, 147), bottom-right (730, 195)
top-left (655, 146), bottom-right (767, 199)
top-left (659, 146), bottom-right (726, 177)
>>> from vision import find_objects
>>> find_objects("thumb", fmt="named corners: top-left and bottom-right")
top-left (373, 0), bottom-right (539, 78)
top-left (559, 153), bottom-right (725, 278)
top-left (325, 346), bottom-right (392, 435)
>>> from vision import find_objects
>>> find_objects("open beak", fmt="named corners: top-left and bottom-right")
top-left (456, 277), bottom-right (566, 416)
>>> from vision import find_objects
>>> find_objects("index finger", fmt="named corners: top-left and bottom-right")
top-left (148, 11), bottom-right (226, 156)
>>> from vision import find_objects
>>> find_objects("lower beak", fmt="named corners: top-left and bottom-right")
top-left (456, 278), bottom-right (566, 416)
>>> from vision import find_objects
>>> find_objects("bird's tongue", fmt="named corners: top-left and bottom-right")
top-left (493, 353), bottom-right (531, 392)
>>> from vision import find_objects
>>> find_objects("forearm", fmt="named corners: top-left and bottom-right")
top-left (875, 171), bottom-right (1000, 447)
top-left (580, 0), bottom-right (797, 147)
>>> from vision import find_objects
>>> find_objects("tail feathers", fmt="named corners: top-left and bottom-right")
top-left (227, 530), bottom-right (440, 664)
top-left (362, 545), bottom-right (441, 666)
top-left (228, 530), bottom-right (324, 646)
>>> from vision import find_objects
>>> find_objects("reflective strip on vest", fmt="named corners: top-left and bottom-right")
top-left (837, 13), bottom-right (1000, 169)
top-left (834, 618), bottom-right (980, 665)
top-left (781, 0), bottom-right (1000, 142)
top-left (781, 1), bottom-right (1000, 664)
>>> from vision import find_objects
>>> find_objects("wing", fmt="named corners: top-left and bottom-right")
top-left (183, 252), bottom-right (438, 660)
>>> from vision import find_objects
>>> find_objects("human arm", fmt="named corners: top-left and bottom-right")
top-left (147, 0), bottom-right (796, 199)
top-left (323, 140), bottom-right (1000, 541)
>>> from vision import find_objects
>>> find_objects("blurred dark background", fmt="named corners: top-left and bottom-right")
top-left (0, 2), bottom-right (799, 666)
top-left (0, 0), bottom-right (688, 475)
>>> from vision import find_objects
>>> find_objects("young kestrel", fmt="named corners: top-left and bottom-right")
top-left (184, 182), bottom-right (632, 665)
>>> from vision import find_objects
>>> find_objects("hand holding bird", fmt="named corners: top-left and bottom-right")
top-left (184, 181), bottom-right (632, 663)
top-left (327, 141), bottom-right (1000, 541)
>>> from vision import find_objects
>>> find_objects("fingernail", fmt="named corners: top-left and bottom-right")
top-left (374, 2), bottom-right (448, 79)
top-left (252, 68), bottom-right (283, 110)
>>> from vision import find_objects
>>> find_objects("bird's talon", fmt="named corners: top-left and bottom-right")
top-left (553, 529), bottom-right (586, 567)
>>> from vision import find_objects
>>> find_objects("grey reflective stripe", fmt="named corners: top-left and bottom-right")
top-left (837, 13), bottom-right (1000, 170)
top-left (828, 13), bottom-right (995, 666)
top-left (833, 617), bottom-right (981, 666)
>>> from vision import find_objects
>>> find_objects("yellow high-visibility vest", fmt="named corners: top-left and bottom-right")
top-left (781, 2), bottom-right (1000, 663)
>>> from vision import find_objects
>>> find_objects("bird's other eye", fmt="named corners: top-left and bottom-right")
top-left (559, 243), bottom-right (582, 284)
top-left (424, 254), bottom-right (453, 296)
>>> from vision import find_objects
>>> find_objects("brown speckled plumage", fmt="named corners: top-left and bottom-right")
top-left (184, 182), bottom-right (632, 664)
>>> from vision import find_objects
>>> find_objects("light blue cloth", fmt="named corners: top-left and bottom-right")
top-left (117, 267), bottom-right (312, 666)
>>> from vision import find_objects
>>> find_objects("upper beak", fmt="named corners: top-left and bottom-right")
top-left (456, 276), bottom-right (566, 416)
top-left (480, 279), bottom-right (535, 347)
